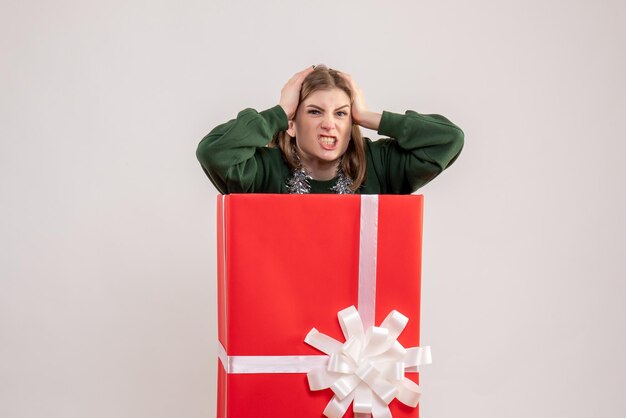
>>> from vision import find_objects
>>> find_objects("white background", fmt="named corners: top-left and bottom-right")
top-left (1, 0), bottom-right (625, 417)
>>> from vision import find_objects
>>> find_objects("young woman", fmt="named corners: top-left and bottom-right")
top-left (196, 65), bottom-right (464, 194)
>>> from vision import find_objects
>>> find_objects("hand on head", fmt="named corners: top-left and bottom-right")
top-left (279, 66), bottom-right (315, 120)
top-left (335, 71), bottom-right (369, 128)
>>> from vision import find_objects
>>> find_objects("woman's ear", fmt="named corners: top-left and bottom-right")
top-left (286, 120), bottom-right (296, 137)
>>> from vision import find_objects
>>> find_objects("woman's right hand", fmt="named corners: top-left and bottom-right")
top-left (279, 66), bottom-right (315, 120)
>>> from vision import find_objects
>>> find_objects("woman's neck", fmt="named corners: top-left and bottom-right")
top-left (300, 157), bottom-right (339, 181)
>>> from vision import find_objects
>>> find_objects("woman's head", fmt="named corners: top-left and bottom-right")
top-left (299, 65), bottom-right (353, 106)
top-left (272, 65), bottom-right (366, 191)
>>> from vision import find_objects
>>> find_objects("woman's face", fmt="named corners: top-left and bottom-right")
top-left (287, 88), bottom-right (352, 169)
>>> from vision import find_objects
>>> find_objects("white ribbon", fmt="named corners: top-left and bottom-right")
top-left (305, 306), bottom-right (431, 418)
top-left (358, 195), bottom-right (379, 329)
top-left (218, 342), bottom-right (329, 374)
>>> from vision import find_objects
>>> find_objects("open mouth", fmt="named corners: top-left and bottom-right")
top-left (319, 135), bottom-right (337, 149)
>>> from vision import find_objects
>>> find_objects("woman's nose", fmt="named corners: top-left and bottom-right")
top-left (320, 114), bottom-right (334, 129)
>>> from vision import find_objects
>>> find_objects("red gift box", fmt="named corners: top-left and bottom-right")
top-left (216, 194), bottom-right (427, 417)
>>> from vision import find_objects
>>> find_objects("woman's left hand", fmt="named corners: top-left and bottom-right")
top-left (338, 71), bottom-right (382, 131)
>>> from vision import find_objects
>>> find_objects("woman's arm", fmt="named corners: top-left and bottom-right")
top-left (338, 71), bottom-right (463, 193)
top-left (372, 110), bottom-right (464, 193)
top-left (196, 67), bottom-right (315, 193)
top-left (196, 105), bottom-right (288, 193)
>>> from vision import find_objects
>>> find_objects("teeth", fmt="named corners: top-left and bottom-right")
top-left (320, 136), bottom-right (336, 145)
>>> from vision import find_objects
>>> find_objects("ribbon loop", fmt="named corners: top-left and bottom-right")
top-left (328, 352), bottom-right (355, 374)
top-left (323, 393), bottom-right (354, 418)
top-left (332, 374), bottom-right (361, 400)
top-left (308, 368), bottom-right (340, 391)
top-left (395, 378), bottom-right (422, 407)
top-left (362, 326), bottom-right (390, 358)
top-left (404, 346), bottom-right (432, 368)
top-left (371, 397), bottom-right (393, 418)
top-left (380, 310), bottom-right (409, 340)
top-left (304, 328), bottom-right (343, 355)
top-left (342, 336), bottom-right (363, 362)
top-left (339, 306), bottom-right (365, 340)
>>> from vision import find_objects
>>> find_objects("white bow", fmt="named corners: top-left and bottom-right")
top-left (304, 306), bottom-right (432, 418)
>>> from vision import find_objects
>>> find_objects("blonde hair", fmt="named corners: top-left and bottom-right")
top-left (270, 65), bottom-right (366, 192)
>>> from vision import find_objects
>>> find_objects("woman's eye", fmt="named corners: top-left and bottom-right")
top-left (308, 109), bottom-right (321, 115)
top-left (336, 111), bottom-right (347, 117)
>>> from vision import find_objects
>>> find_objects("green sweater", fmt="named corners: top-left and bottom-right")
top-left (196, 105), bottom-right (463, 194)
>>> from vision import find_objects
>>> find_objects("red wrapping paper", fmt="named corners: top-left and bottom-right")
top-left (216, 194), bottom-right (424, 417)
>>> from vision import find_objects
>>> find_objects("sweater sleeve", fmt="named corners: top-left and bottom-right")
top-left (369, 110), bottom-right (464, 194)
top-left (196, 105), bottom-right (289, 193)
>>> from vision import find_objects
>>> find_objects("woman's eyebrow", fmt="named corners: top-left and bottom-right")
top-left (306, 104), bottom-right (351, 111)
